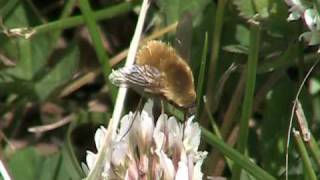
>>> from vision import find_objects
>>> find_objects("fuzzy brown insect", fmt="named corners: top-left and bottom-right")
top-left (109, 40), bottom-right (196, 108)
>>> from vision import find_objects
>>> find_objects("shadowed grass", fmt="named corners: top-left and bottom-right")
top-left (232, 22), bottom-right (261, 179)
top-left (78, 0), bottom-right (117, 103)
top-left (202, 128), bottom-right (276, 180)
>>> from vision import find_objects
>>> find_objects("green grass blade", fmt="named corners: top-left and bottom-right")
top-left (233, 22), bottom-right (260, 179)
top-left (206, 0), bottom-right (227, 108)
top-left (66, 118), bottom-right (86, 178)
top-left (203, 96), bottom-right (233, 170)
top-left (202, 128), bottom-right (276, 180)
top-left (78, 0), bottom-right (117, 103)
top-left (195, 33), bottom-right (208, 121)
top-left (34, 2), bottom-right (135, 34)
top-left (309, 135), bottom-right (320, 169)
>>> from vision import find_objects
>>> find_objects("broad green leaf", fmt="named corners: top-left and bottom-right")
top-left (34, 43), bottom-right (79, 100)
top-left (38, 153), bottom-right (62, 180)
top-left (234, 0), bottom-right (290, 37)
top-left (8, 146), bottom-right (83, 180)
top-left (55, 144), bottom-right (83, 180)
top-left (0, 1), bottom-right (54, 81)
top-left (234, 0), bottom-right (270, 20)
top-left (8, 147), bottom-right (43, 180)
top-left (2, 34), bottom-right (55, 81)
top-left (257, 43), bottom-right (298, 74)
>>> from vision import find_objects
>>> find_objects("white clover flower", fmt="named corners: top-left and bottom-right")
top-left (83, 99), bottom-right (207, 180)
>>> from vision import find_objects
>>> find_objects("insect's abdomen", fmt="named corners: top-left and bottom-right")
top-left (136, 40), bottom-right (196, 108)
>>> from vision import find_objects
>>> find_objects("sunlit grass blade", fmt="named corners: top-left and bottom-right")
top-left (309, 135), bottom-right (320, 169)
top-left (293, 129), bottom-right (317, 180)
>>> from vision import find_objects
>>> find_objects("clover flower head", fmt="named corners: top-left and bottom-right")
top-left (83, 99), bottom-right (207, 180)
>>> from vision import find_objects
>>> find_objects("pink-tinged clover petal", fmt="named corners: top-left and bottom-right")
top-left (133, 100), bottom-right (154, 151)
top-left (86, 151), bottom-right (97, 170)
top-left (167, 117), bottom-right (183, 150)
top-left (125, 160), bottom-right (139, 180)
top-left (140, 100), bottom-right (155, 144)
top-left (139, 155), bottom-right (149, 180)
top-left (155, 114), bottom-right (168, 133)
top-left (153, 128), bottom-right (165, 152)
top-left (111, 141), bottom-right (129, 166)
top-left (175, 160), bottom-right (189, 180)
top-left (81, 162), bottom-right (89, 175)
top-left (156, 150), bottom-right (175, 180)
top-left (94, 126), bottom-right (107, 150)
top-left (192, 152), bottom-right (207, 180)
top-left (183, 116), bottom-right (201, 152)
top-left (117, 112), bottom-right (134, 141)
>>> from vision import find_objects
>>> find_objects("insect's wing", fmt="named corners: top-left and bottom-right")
top-left (175, 11), bottom-right (193, 62)
top-left (109, 65), bottom-right (163, 94)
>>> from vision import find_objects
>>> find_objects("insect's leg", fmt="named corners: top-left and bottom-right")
top-left (120, 98), bottom-right (144, 140)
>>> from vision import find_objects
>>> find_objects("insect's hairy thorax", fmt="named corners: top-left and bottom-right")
top-left (136, 41), bottom-right (196, 108)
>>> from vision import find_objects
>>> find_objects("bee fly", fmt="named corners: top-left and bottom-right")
top-left (109, 40), bottom-right (196, 110)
